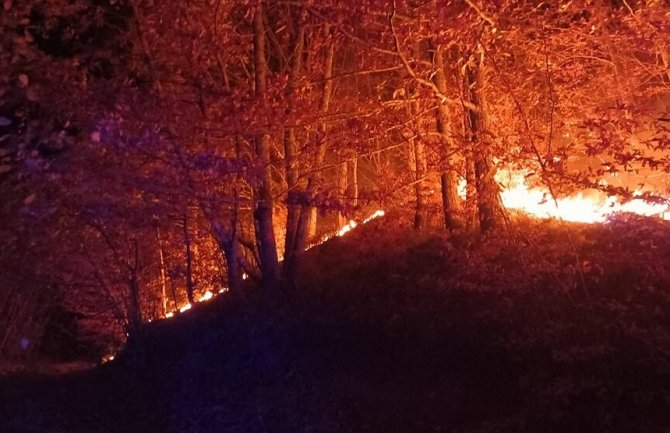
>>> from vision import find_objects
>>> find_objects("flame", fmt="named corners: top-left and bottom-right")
top-left (496, 170), bottom-right (669, 223)
top-left (198, 291), bottom-right (214, 302)
top-left (309, 210), bottom-right (386, 247)
top-left (337, 220), bottom-right (358, 236)
top-left (179, 303), bottom-right (192, 313)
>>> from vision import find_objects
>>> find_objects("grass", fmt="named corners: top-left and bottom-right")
top-left (1, 212), bottom-right (670, 433)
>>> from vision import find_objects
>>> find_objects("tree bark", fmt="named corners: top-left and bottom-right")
top-left (253, 3), bottom-right (280, 290)
top-left (283, 11), bottom-right (306, 287)
top-left (431, 40), bottom-right (463, 229)
top-left (408, 95), bottom-right (427, 229)
top-left (156, 226), bottom-right (168, 316)
top-left (337, 161), bottom-right (348, 227)
top-left (127, 239), bottom-right (143, 333)
top-left (463, 50), bottom-right (500, 233)
top-left (285, 31), bottom-right (335, 288)
top-left (182, 213), bottom-right (195, 304)
top-left (350, 157), bottom-right (359, 207)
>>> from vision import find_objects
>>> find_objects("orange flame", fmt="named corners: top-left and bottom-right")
top-left (496, 170), bottom-right (669, 223)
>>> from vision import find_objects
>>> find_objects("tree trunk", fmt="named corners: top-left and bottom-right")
top-left (156, 226), bottom-right (168, 316)
top-left (464, 142), bottom-right (478, 229)
top-left (464, 50), bottom-right (500, 233)
top-left (253, 3), bottom-right (280, 290)
top-left (307, 207), bottom-right (317, 241)
top-left (285, 30), bottom-right (335, 288)
top-left (183, 213), bottom-right (195, 304)
top-left (283, 13), bottom-right (306, 287)
top-left (350, 157), bottom-right (358, 207)
top-left (660, 46), bottom-right (670, 83)
top-left (431, 40), bottom-right (463, 229)
top-left (337, 161), bottom-right (348, 227)
top-left (212, 220), bottom-right (243, 293)
top-left (128, 273), bottom-right (142, 333)
top-left (127, 239), bottom-right (142, 333)
top-left (407, 95), bottom-right (427, 229)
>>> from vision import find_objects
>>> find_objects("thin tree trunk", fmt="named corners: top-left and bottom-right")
top-left (660, 46), bottom-right (670, 83)
top-left (253, 3), bottom-right (280, 290)
top-left (156, 226), bottom-right (168, 316)
top-left (127, 239), bottom-right (143, 333)
top-left (431, 40), bottom-right (463, 229)
top-left (464, 142), bottom-right (478, 229)
top-left (350, 157), bottom-right (359, 207)
top-left (183, 213), bottom-right (195, 304)
top-left (408, 95), bottom-right (427, 229)
top-left (286, 30), bottom-right (335, 288)
top-left (414, 138), bottom-right (427, 229)
top-left (337, 161), bottom-right (348, 227)
top-left (283, 12), bottom-right (306, 287)
top-left (307, 207), bottom-right (317, 241)
top-left (464, 50), bottom-right (500, 233)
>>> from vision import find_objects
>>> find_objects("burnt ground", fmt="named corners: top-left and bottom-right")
top-left (2, 213), bottom-right (670, 433)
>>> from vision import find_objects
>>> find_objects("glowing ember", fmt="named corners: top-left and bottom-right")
top-left (179, 303), bottom-right (192, 313)
top-left (165, 312), bottom-right (174, 318)
top-left (101, 354), bottom-right (115, 363)
top-left (198, 291), bottom-right (214, 302)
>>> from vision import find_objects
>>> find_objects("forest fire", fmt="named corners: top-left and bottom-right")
top-left (3, 1), bottom-right (670, 431)
top-left (496, 171), bottom-right (670, 223)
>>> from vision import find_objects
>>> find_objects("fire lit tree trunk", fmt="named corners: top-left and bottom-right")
top-left (282, 11), bottom-right (305, 288)
top-left (285, 30), bottom-right (335, 288)
top-left (253, 3), bottom-right (280, 290)
top-left (337, 160), bottom-right (348, 227)
top-left (464, 141), bottom-right (478, 230)
top-left (156, 226), bottom-right (168, 316)
top-left (463, 49), bottom-right (500, 233)
top-left (406, 91), bottom-right (427, 229)
top-left (212, 220), bottom-right (242, 293)
top-left (182, 212), bottom-right (195, 304)
top-left (431, 41), bottom-right (463, 230)
top-left (209, 137), bottom-right (244, 293)
top-left (127, 239), bottom-right (143, 333)
top-left (413, 138), bottom-right (427, 229)
top-left (350, 157), bottom-right (359, 207)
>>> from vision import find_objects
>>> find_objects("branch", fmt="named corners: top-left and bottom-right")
top-left (389, 2), bottom-right (478, 111)
top-left (463, 0), bottom-right (495, 26)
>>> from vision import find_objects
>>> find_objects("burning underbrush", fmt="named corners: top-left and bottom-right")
top-left (2, 213), bottom-right (670, 433)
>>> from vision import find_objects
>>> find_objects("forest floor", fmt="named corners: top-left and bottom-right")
top-left (2, 212), bottom-right (670, 433)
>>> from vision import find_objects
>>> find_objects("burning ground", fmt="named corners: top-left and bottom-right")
top-left (2, 213), bottom-right (670, 433)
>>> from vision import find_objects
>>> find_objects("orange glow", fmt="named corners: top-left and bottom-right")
top-left (496, 170), bottom-right (669, 223)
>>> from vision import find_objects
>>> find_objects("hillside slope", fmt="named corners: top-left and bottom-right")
top-left (2, 214), bottom-right (670, 433)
